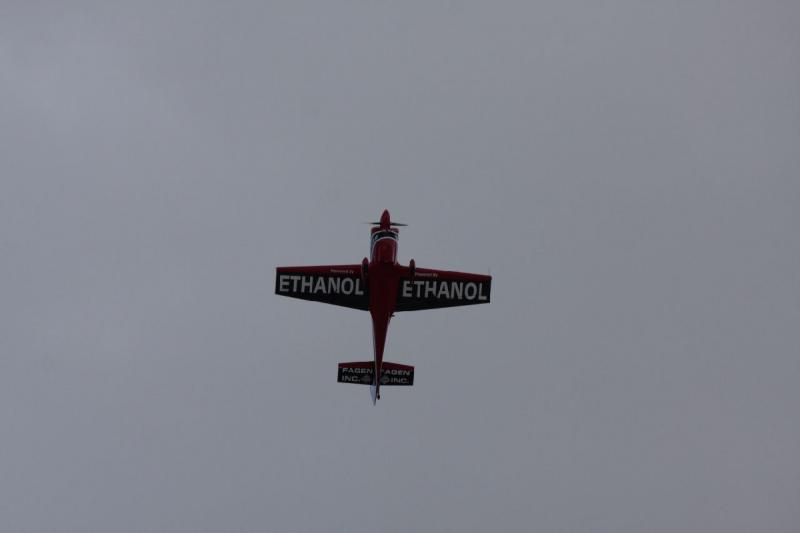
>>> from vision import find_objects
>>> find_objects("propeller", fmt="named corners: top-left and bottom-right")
top-left (364, 221), bottom-right (408, 226)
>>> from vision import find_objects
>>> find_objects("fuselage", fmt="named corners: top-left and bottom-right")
top-left (368, 210), bottom-right (401, 400)
top-left (276, 208), bottom-right (490, 403)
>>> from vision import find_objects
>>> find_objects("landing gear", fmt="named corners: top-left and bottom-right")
top-left (361, 257), bottom-right (369, 284)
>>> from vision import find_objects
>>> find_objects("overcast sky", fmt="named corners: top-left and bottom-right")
top-left (1, 2), bottom-right (799, 532)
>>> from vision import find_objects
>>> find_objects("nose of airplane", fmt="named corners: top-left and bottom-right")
top-left (380, 209), bottom-right (391, 228)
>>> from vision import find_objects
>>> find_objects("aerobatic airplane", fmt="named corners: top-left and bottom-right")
top-left (275, 210), bottom-right (491, 404)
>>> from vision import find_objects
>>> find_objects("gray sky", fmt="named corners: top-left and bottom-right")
top-left (2, 2), bottom-right (799, 532)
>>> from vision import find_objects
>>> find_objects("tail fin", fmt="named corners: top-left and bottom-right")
top-left (337, 361), bottom-right (414, 386)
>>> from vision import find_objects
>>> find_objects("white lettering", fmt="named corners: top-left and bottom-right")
top-left (424, 282), bottom-right (437, 298)
top-left (341, 278), bottom-right (354, 294)
top-left (291, 275), bottom-right (301, 292)
top-left (301, 277), bottom-right (313, 293)
top-left (451, 282), bottom-right (463, 300)
top-left (382, 369), bottom-right (412, 376)
top-left (464, 282), bottom-right (477, 300)
top-left (279, 275), bottom-right (290, 292)
top-left (380, 376), bottom-right (410, 384)
top-left (437, 283), bottom-right (450, 299)
top-left (402, 280), bottom-right (412, 298)
top-left (355, 278), bottom-right (365, 295)
top-left (478, 283), bottom-right (488, 301)
top-left (342, 367), bottom-right (372, 374)
top-left (314, 277), bottom-right (326, 294)
top-left (414, 281), bottom-right (425, 298)
top-left (328, 277), bottom-right (341, 294)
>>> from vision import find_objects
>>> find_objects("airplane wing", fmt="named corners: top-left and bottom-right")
top-left (395, 267), bottom-right (491, 311)
top-left (275, 265), bottom-right (369, 310)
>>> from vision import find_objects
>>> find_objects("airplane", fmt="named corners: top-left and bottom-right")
top-left (275, 210), bottom-right (491, 404)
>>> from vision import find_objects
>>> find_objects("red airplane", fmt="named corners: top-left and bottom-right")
top-left (275, 210), bottom-right (491, 404)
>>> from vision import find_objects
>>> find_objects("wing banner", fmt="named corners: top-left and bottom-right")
top-left (395, 268), bottom-right (491, 311)
top-left (275, 265), bottom-right (369, 310)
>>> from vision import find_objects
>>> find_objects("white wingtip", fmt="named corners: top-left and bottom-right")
top-left (370, 384), bottom-right (377, 405)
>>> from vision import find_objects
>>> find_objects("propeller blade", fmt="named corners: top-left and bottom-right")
top-left (364, 222), bottom-right (408, 226)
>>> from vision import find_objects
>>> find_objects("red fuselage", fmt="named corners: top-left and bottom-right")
top-left (368, 210), bottom-right (402, 400)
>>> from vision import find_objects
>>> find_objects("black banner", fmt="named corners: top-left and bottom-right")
top-left (337, 364), bottom-right (414, 386)
top-left (275, 270), bottom-right (369, 310)
top-left (395, 277), bottom-right (491, 311)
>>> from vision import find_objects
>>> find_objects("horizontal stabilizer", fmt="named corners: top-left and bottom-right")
top-left (338, 361), bottom-right (414, 386)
